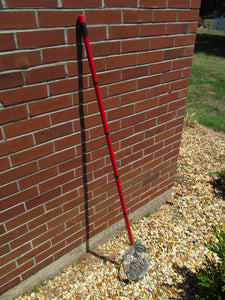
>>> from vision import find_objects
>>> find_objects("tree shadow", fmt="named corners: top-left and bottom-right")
top-left (76, 20), bottom-right (90, 253)
top-left (172, 264), bottom-right (198, 300)
top-left (209, 178), bottom-right (225, 200)
top-left (195, 33), bottom-right (225, 58)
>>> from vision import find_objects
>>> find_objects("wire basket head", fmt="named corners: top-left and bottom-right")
top-left (121, 240), bottom-right (151, 281)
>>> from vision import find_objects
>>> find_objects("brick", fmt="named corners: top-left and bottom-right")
top-left (0, 182), bottom-right (18, 199)
top-left (45, 189), bottom-right (76, 211)
top-left (48, 207), bottom-right (79, 229)
top-left (51, 107), bottom-right (80, 126)
top-left (7, 0), bottom-right (58, 7)
top-left (85, 10), bottom-right (121, 24)
top-left (0, 33), bottom-right (16, 51)
top-left (153, 10), bottom-right (177, 22)
top-left (108, 79), bottom-right (137, 97)
top-left (62, 0), bottom-right (102, 7)
top-left (39, 170), bottom-right (74, 193)
top-left (0, 244), bottom-right (9, 256)
top-left (0, 161), bottom-right (38, 186)
top-left (157, 111), bottom-right (176, 125)
top-left (107, 53), bottom-right (137, 70)
top-left (38, 148), bottom-right (75, 169)
top-left (171, 78), bottom-right (190, 91)
top-left (26, 188), bottom-right (61, 211)
top-left (135, 97), bottom-right (158, 112)
top-left (6, 206), bottom-right (45, 232)
top-left (10, 224), bottom-right (46, 249)
top-left (138, 74), bottom-right (161, 89)
top-left (122, 65), bottom-right (148, 80)
top-left (180, 87), bottom-right (189, 98)
top-left (0, 71), bottom-right (24, 89)
top-left (17, 30), bottom-right (65, 49)
top-left (0, 84), bottom-right (48, 106)
top-left (134, 118), bottom-right (156, 134)
top-left (4, 115), bottom-right (50, 139)
top-left (43, 45), bottom-right (76, 63)
top-left (0, 105), bottom-right (28, 125)
top-left (29, 94), bottom-right (72, 116)
top-left (109, 25), bottom-right (139, 39)
top-left (0, 135), bottom-right (34, 158)
top-left (185, 46), bottom-right (195, 57)
top-left (166, 23), bottom-right (189, 35)
top-left (0, 11), bottom-right (36, 29)
top-left (25, 64), bottom-right (66, 84)
top-left (0, 51), bottom-right (41, 72)
top-left (138, 50), bottom-right (163, 64)
top-left (164, 48), bottom-right (185, 60)
top-left (17, 241), bottom-right (50, 266)
top-left (0, 157), bottom-right (10, 172)
top-left (0, 187), bottom-right (38, 211)
top-left (49, 77), bottom-right (80, 96)
top-left (32, 224), bottom-right (64, 247)
top-left (11, 143), bottom-right (54, 167)
top-left (150, 61), bottom-right (171, 75)
top-left (151, 36), bottom-right (174, 50)
top-left (35, 122), bottom-right (73, 144)
top-left (178, 10), bottom-right (199, 22)
top-left (0, 277), bottom-right (20, 295)
top-left (182, 67), bottom-right (192, 78)
top-left (92, 41), bottom-right (120, 57)
top-left (105, 0), bottom-right (137, 7)
top-left (140, 0), bottom-right (167, 8)
top-left (0, 204), bottom-right (25, 223)
top-left (122, 38), bottom-right (149, 53)
top-left (168, 0), bottom-right (190, 8)
top-left (192, 0), bottom-right (201, 9)
top-left (149, 83), bottom-right (169, 97)
top-left (175, 34), bottom-right (196, 46)
top-left (98, 70), bottom-right (121, 85)
top-left (141, 24), bottom-right (166, 37)
top-left (38, 10), bottom-right (81, 27)
top-left (107, 104), bottom-right (135, 122)
top-left (19, 166), bottom-right (58, 190)
top-left (162, 70), bottom-right (182, 83)
top-left (54, 132), bottom-right (81, 151)
top-left (121, 89), bottom-right (147, 105)
top-left (0, 260), bottom-right (34, 287)
top-left (124, 9), bottom-right (152, 23)
top-left (173, 57), bottom-right (193, 70)
top-left (1, 226), bottom-right (28, 249)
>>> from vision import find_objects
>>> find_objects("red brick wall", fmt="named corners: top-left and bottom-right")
top-left (0, 0), bottom-right (201, 295)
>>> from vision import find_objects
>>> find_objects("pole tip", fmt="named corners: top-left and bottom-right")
top-left (78, 15), bottom-right (85, 24)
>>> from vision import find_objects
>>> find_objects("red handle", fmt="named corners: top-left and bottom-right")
top-left (78, 15), bottom-right (134, 245)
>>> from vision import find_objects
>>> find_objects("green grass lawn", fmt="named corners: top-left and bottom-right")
top-left (186, 27), bottom-right (225, 133)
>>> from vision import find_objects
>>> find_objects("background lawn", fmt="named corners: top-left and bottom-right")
top-left (186, 25), bottom-right (225, 133)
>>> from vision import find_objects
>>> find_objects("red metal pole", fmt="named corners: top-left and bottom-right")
top-left (78, 15), bottom-right (134, 246)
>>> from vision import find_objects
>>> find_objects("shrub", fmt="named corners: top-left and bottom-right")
top-left (195, 223), bottom-right (225, 300)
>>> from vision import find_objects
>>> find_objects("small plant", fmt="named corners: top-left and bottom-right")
top-left (184, 111), bottom-right (197, 127)
top-left (195, 222), bottom-right (225, 300)
top-left (215, 170), bottom-right (225, 186)
top-left (145, 211), bottom-right (151, 218)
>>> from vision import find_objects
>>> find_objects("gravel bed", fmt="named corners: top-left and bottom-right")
top-left (15, 126), bottom-right (225, 300)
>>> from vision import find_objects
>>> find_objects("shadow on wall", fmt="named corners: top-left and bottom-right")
top-left (195, 33), bottom-right (225, 58)
top-left (76, 21), bottom-right (90, 253)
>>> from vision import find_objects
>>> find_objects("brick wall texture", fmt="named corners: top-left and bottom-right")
top-left (0, 0), bottom-right (201, 295)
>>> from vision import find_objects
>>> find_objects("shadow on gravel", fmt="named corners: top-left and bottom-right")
top-left (172, 264), bottom-right (198, 300)
top-left (210, 178), bottom-right (225, 200)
